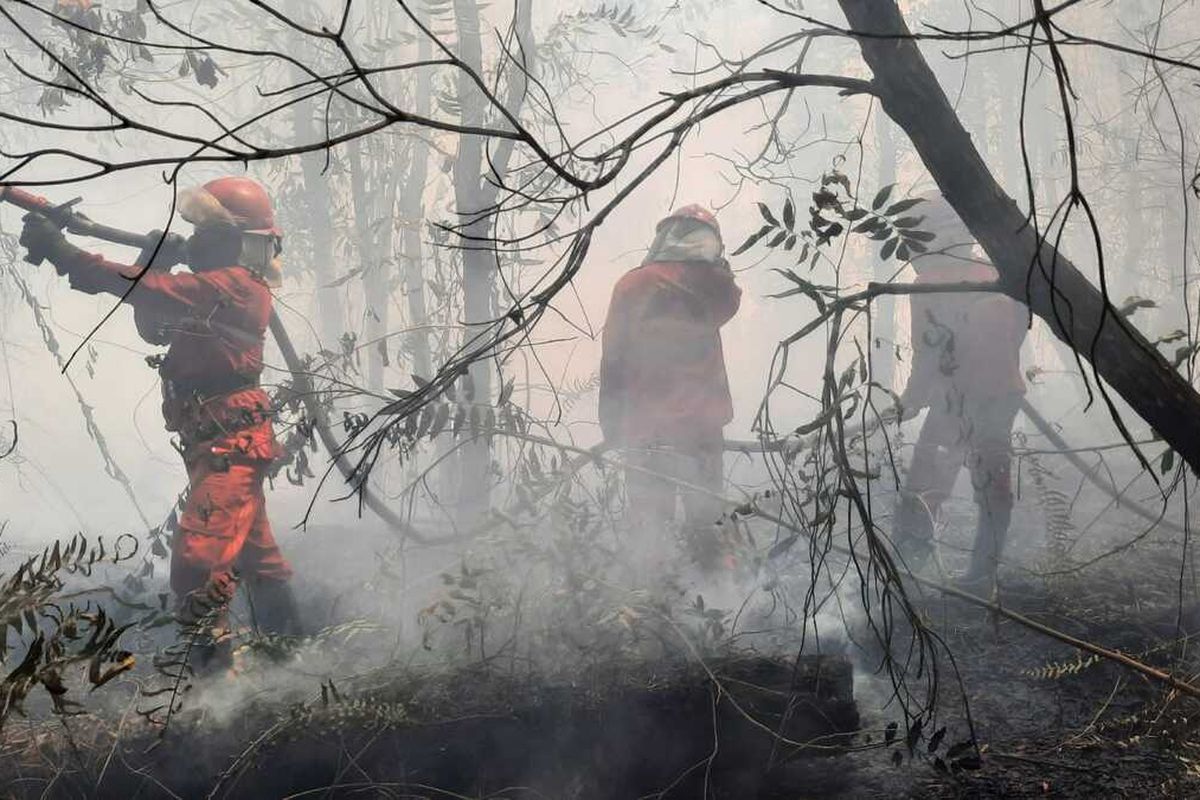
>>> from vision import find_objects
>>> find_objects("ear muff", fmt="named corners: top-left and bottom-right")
top-left (237, 233), bottom-right (284, 287)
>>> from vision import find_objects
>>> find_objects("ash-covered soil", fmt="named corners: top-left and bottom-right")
top-left (6, 505), bottom-right (1200, 798)
top-left (840, 537), bottom-right (1200, 799)
top-left (5, 583), bottom-right (1195, 800)
top-left (852, 604), bottom-right (1197, 797)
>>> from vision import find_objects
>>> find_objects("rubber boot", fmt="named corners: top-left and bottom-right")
top-left (249, 577), bottom-right (304, 637)
top-left (176, 584), bottom-right (235, 676)
top-left (684, 522), bottom-right (725, 573)
top-left (892, 493), bottom-right (936, 572)
top-left (962, 504), bottom-right (1012, 595)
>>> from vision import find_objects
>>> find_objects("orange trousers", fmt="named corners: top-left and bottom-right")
top-left (171, 455), bottom-right (292, 601)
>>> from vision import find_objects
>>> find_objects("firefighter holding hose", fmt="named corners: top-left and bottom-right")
top-left (17, 177), bottom-right (301, 652)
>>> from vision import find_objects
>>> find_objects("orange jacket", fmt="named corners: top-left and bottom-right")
top-left (58, 251), bottom-right (279, 460)
top-left (599, 260), bottom-right (741, 446)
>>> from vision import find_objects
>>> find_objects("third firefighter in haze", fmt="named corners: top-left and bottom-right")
top-left (893, 193), bottom-right (1028, 592)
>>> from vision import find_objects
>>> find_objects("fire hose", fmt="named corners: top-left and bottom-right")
top-left (589, 393), bottom-right (1185, 546)
top-left (0, 186), bottom-right (445, 545)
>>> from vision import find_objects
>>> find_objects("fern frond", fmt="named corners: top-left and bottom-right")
top-left (1027, 451), bottom-right (1077, 569)
top-left (1022, 651), bottom-right (1100, 680)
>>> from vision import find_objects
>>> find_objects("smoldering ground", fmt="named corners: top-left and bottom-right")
top-left (5, 420), bottom-right (1200, 800)
top-left (0, 479), bottom-right (871, 798)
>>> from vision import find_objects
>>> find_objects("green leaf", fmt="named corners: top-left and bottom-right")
top-left (1118, 295), bottom-right (1157, 318)
top-left (880, 237), bottom-right (899, 261)
top-left (782, 198), bottom-right (795, 231)
top-left (815, 222), bottom-right (844, 247)
top-left (843, 207), bottom-right (869, 221)
top-left (892, 216), bottom-right (925, 229)
top-left (429, 402), bottom-right (450, 439)
top-left (871, 183), bottom-right (895, 211)
top-left (905, 229), bottom-right (937, 242)
top-left (823, 171), bottom-right (852, 194)
top-left (767, 230), bottom-right (789, 248)
top-left (770, 269), bottom-right (828, 314)
top-left (896, 242), bottom-right (911, 261)
top-left (1161, 448), bottom-right (1175, 474)
top-left (731, 224), bottom-right (773, 256)
top-left (1172, 344), bottom-right (1197, 369)
top-left (757, 202), bottom-right (779, 227)
top-left (885, 197), bottom-right (925, 216)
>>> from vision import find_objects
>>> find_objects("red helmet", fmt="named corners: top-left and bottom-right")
top-left (658, 204), bottom-right (720, 237)
top-left (180, 176), bottom-right (279, 235)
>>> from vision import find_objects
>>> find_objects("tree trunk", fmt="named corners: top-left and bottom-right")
top-left (838, 0), bottom-right (1200, 469)
top-left (400, 15), bottom-right (434, 381)
top-left (449, 0), bottom-right (534, 523)
top-left (451, 0), bottom-right (493, 524)
top-left (293, 88), bottom-right (344, 347)
top-left (872, 109), bottom-right (898, 393)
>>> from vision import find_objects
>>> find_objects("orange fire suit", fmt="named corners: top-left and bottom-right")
top-left (599, 260), bottom-right (741, 446)
top-left (599, 259), bottom-right (741, 566)
top-left (54, 250), bottom-right (291, 601)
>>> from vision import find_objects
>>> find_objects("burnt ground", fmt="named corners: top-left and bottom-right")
top-left (5, 507), bottom-right (1200, 798)
top-left (4, 573), bottom-right (1199, 800)
top-left (850, 558), bottom-right (1200, 800)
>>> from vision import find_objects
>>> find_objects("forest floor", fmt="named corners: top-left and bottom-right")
top-left (860, 571), bottom-right (1200, 799)
top-left (4, 509), bottom-right (1200, 798)
top-left (853, 509), bottom-right (1200, 800)
top-left (3, 572), bottom-right (1196, 799)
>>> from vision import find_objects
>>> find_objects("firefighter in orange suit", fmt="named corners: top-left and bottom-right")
top-left (599, 205), bottom-right (742, 568)
top-left (20, 177), bottom-right (300, 638)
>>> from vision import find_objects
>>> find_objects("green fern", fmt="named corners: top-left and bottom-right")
top-left (1026, 451), bottom-right (1077, 569)
top-left (1022, 651), bottom-right (1100, 680)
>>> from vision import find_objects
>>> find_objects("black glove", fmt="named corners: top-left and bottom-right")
top-left (19, 212), bottom-right (80, 270)
top-left (142, 230), bottom-right (189, 268)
